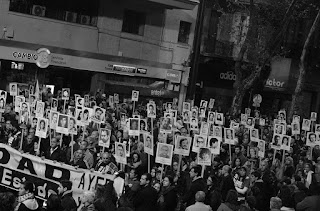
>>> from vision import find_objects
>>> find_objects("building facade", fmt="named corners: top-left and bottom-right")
top-left (0, 0), bottom-right (198, 106)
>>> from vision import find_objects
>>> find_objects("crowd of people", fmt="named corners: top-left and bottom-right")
top-left (0, 87), bottom-right (320, 211)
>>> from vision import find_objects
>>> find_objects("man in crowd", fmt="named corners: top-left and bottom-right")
top-left (80, 139), bottom-right (94, 168)
top-left (133, 173), bottom-right (158, 211)
top-left (58, 180), bottom-right (77, 211)
top-left (186, 191), bottom-right (212, 211)
top-left (182, 165), bottom-right (206, 207)
top-left (219, 165), bottom-right (235, 201)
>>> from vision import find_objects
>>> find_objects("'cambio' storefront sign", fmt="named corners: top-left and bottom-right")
top-left (13, 51), bottom-right (38, 61)
top-left (220, 71), bottom-right (236, 81)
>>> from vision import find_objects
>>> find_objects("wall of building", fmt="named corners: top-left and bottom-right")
top-left (0, 0), bottom-right (197, 71)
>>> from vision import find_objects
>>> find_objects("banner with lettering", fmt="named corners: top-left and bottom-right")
top-left (0, 144), bottom-right (114, 205)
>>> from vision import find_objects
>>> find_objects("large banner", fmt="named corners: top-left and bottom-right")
top-left (0, 144), bottom-right (114, 205)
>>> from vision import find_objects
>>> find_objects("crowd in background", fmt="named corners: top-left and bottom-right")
top-left (0, 89), bottom-right (320, 211)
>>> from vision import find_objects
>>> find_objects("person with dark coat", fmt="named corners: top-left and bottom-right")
top-left (205, 175), bottom-right (221, 211)
top-left (133, 173), bottom-right (158, 211)
top-left (158, 176), bottom-right (177, 211)
top-left (93, 184), bottom-right (117, 211)
top-left (182, 166), bottom-right (206, 207)
top-left (219, 165), bottom-right (235, 201)
top-left (15, 181), bottom-right (40, 211)
top-left (58, 180), bottom-right (77, 211)
top-left (42, 137), bottom-right (65, 162)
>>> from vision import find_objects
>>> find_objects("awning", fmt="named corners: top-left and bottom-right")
top-left (148, 0), bottom-right (199, 10)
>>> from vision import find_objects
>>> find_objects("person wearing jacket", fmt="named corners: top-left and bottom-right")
top-left (15, 181), bottom-right (40, 211)
top-left (157, 176), bottom-right (177, 211)
top-left (182, 166), bottom-right (206, 207)
top-left (80, 191), bottom-right (95, 211)
top-left (217, 190), bottom-right (239, 211)
top-left (133, 173), bottom-right (158, 211)
top-left (205, 175), bottom-right (221, 211)
top-left (58, 180), bottom-right (77, 211)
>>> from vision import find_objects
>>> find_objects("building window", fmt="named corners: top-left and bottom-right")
top-left (178, 21), bottom-right (191, 44)
top-left (122, 10), bottom-right (146, 35)
top-left (9, 0), bottom-right (99, 26)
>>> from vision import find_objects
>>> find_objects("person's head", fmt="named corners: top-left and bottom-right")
top-left (206, 175), bottom-right (218, 187)
top-left (195, 191), bottom-right (205, 202)
top-left (234, 158), bottom-right (241, 167)
top-left (140, 173), bottom-right (152, 186)
top-left (80, 140), bottom-right (88, 150)
top-left (260, 160), bottom-right (269, 172)
top-left (129, 168), bottom-right (138, 179)
top-left (153, 182), bottom-right (160, 193)
top-left (19, 181), bottom-right (35, 196)
top-left (270, 197), bottom-right (282, 210)
top-left (235, 145), bottom-right (241, 154)
top-left (81, 191), bottom-right (95, 205)
top-left (239, 166), bottom-right (247, 177)
top-left (304, 163), bottom-right (312, 173)
top-left (221, 165), bottom-right (231, 176)
top-left (162, 175), bottom-right (173, 187)
top-left (58, 180), bottom-right (72, 195)
top-left (50, 138), bottom-right (59, 149)
top-left (189, 166), bottom-right (201, 179)
top-left (75, 149), bottom-right (84, 160)
top-left (251, 171), bottom-right (261, 183)
top-left (0, 192), bottom-right (16, 211)
top-left (132, 152), bottom-right (140, 162)
top-left (95, 108), bottom-right (103, 117)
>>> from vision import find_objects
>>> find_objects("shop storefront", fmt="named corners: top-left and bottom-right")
top-left (0, 39), bottom-right (183, 102)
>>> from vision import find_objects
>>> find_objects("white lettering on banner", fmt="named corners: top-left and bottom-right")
top-left (0, 144), bottom-right (114, 204)
top-left (151, 90), bottom-right (164, 96)
top-left (12, 51), bottom-right (38, 61)
top-left (266, 78), bottom-right (285, 88)
top-left (220, 71), bottom-right (236, 81)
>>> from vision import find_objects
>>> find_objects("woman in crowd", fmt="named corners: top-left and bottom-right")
top-left (46, 194), bottom-right (63, 211)
top-left (205, 175), bottom-right (221, 211)
top-left (157, 176), bottom-right (177, 211)
top-left (217, 189), bottom-right (239, 211)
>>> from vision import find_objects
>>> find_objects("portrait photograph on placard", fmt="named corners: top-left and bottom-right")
top-left (259, 118), bottom-right (266, 126)
top-left (144, 134), bottom-right (154, 156)
top-left (207, 111), bottom-right (215, 123)
top-left (61, 88), bottom-right (70, 100)
top-left (311, 112), bottom-right (317, 121)
top-left (35, 101), bottom-right (44, 118)
top-left (29, 94), bottom-right (36, 108)
top-left (129, 118), bottom-right (140, 136)
top-left (99, 128), bottom-right (111, 148)
top-left (198, 148), bottom-right (212, 166)
top-left (208, 98), bottom-right (215, 108)
top-left (76, 97), bottom-right (84, 109)
top-left (231, 122), bottom-right (239, 130)
top-left (50, 111), bottom-right (59, 129)
top-left (200, 100), bottom-right (208, 108)
top-left (246, 117), bottom-right (254, 128)
top-left (241, 114), bottom-right (247, 125)
top-left (19, 102), bottom-right (30, 124)
top-left (160, 117), bottom-right (172, 133)
top-left (183, 102), bottom-right (190, 111)
top-left (306, 132), bottom-right (317, 147)
top-left (278, 110), bottom-right (286, 123)
top-left (191, 108), bottom-right (198, 118)
top-left (281, 135), bottom-right (291, 151)
top-left (131, 90), bottom-right (139, 102)
top-left (14, 96), bottom-right (25, 113)
top-left (292, 115), bottom-right (300, 123)
top-left (51, 98), bottom-right (58, 111)
top-left (166, 102), bottom-right (173, 111)
top-left (35, 117), bottom-right (48, 139)
top-left (199, 107), bottom-right (206, 118)
top-left (224, 128), bottom-right (235, 145)
top-left (81, 108), bottom-right (92, 125)
top-left (115, 142), bottom-right (127, 164)
top-left (258, 140), bottom-right (265, 158)
top-left (315, 124), bottom-right (320, 132)
top-left (213, 126), bottom-right (222, 137)
top-left (174, 136), bottom-right (191, 156)
top-left (274, 124), bottom-right (284, 135)
top-left (56, 114), bottom-right (69, 134)
top-left (0, 90), bottom-right (7, 101)
top-left (302, 119), bottom-right (311, 131)
top-left (245, 108), bottom-right (251, 116)
top-left (140, 119), bottom-right (148, 132)
top-left (250, 128), bottom-right (259, 141)
top-left (207, 136), bottom-right (221, 155)
top-left (147, 103), bottom-right (156, 118)
top-left (192, 135), bottom-right (207, 153)
top-left (9, 83), bottom-right (18, 96)
top-left (155, 143), bottom-right (173, 166)
top-left (271, 134), bottom-right (282, 149)
top-left (114, 93), bottom-right (119, 104)
top-left (200, 122), bottom-right (209, 136)
top-left (182, 111), bottom-right (191, 123)
top-left (291, 122), bottom-right (300, 135)
top-left (190, 117), bottom-right (198, 127)
top-left (215, 113), bottom-right (224, 125)
top-left (67, 106), bottom-right (76, 117)
top-left (68, 116), bottom-right (77, 135)
top-left (164, 112), bottom-right (172, 119)
top-left (92, 106), bottom-right (105, 123)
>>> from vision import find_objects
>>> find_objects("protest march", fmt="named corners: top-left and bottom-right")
top-left (0, 82), bottom-right (320, 211)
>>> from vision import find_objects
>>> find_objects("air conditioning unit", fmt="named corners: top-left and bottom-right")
top-left (32, 5), bottom-right (46, 17)
top-left (80, 15), bottom-right (90, 25)
top-left (65, 11), bottom-right (77, 23)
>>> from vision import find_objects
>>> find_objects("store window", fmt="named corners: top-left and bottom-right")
top-left (9, 0), bottom-right (99, 26)
top-left (122, 10), bottom-right (146, 35)
top-left (178, 21), bottom-right (191, 44)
